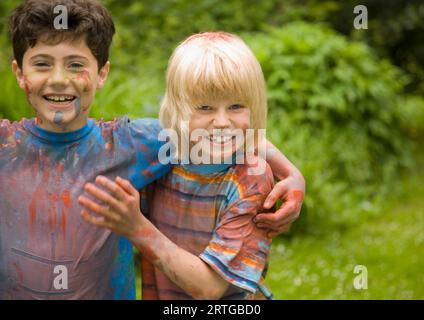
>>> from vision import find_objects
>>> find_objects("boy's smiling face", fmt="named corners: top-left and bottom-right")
top-left (12, 37), bottom-right (109, 132)
top-left (189, 98), bottom-right (251, 162)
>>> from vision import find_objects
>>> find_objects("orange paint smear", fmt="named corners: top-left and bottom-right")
top-left (287, 190), bottom-right (304, 202)
top-left (134, 227), bottom-right (159, 262)
top-left (61, 207), bottom-right (67, 233)
top-left (62, 190), bottom-right (71, 207)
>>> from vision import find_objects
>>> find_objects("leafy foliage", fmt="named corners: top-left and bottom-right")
top-left (244, 22), bottom-right (415, 230)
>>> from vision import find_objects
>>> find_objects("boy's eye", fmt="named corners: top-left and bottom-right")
top-left (198, 105), bottom-right (213, 111)
top-left (34, 62), bottom-right (50, 68)
top-left (229, 104), bottom-right (244, 110)
top-left (69, 63), bottom-right (84, 70)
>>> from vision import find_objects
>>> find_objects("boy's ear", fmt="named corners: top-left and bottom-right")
top-left (97, 61), bottom-right (110, 90)
top-left (12, 60), bottom-right (26, 90)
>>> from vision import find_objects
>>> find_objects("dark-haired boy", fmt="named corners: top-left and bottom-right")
top-left (0, 0), bottom-right (305, 299)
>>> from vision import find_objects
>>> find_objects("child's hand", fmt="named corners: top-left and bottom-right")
top-left (254, 173), bottom-right (305, 238)
top-left (78, 175), bottom-right (143, 239)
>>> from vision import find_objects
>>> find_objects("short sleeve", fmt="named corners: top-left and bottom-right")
top-left (199, 161), bottom-right (274, 294)
top-left (0, 120), bottom-right (13, 144)
top-left (122, 117), bottom-right (172, 189)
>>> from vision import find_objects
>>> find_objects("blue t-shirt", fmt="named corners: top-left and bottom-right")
top-left (0, 117), bottom-right (170, 299)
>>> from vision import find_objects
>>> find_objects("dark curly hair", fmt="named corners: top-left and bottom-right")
top-left (9, 0), bottom-right (115, 70)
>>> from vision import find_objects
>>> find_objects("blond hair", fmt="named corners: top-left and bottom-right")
top-left (159, 31), bottom-right (267, 159)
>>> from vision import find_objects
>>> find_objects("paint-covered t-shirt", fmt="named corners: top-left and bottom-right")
top-left (0, 117), bottom-right (170, 299)
top-left (141, 160), bottom-right (274, 300)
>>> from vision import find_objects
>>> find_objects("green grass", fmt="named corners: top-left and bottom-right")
top-left (267, 147), bottom-right (424, 299)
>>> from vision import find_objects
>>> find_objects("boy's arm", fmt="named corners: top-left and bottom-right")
top-left (255, 140), bottom-right (306, 237)
top-left (132, 214), bottom-right (230, 299)
top-left (78, 176), bottom-right (229, 300)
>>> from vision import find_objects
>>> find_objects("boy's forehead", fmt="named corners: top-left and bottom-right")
top-left (24, 36), bottom-right (94, 61)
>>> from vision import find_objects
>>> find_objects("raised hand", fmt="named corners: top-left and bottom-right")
top-left (77, 175), bottom-right (143, 238)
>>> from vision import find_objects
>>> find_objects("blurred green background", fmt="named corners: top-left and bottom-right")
top-left (0, 0), bottom-right (423, 299)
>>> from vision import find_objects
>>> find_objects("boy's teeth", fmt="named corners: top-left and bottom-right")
top-left (208, 136), bottom-right (232, 143)
top-left (45, 95), bottom-right (75, 102)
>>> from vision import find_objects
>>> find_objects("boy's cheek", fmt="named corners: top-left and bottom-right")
top-left (71, 70), bottom-right (92, 95)
top-left (71, 71), bottom-right (94, 113)
top-left (22, 74), bottom-right (40, 112)
top-left (76, 96), bottom-right (92, 113)
top-left (22, 74), bottom-right (34, 96)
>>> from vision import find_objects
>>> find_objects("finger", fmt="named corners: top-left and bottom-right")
top-left (255, 200), bottom-right (300, 224)
top-left (80, 209), bottom-right (113, 229)
top-left (256, 221), bottom-right (283, 231)
top-left (255, 211), bottom-right (297, 227)
top-left (263, 181), bottom-right (288, 209)
top-left (84, 182), bottom-right (126, 213)
top-left (78, 195), bottom-right (120, 221)
top-left (116, 176), bottom-right (138, 197)
top-left (95, 175), bottom-right (128, 201)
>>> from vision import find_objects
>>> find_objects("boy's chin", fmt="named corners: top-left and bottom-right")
top-left (35, 113), bottom-right (88, 132)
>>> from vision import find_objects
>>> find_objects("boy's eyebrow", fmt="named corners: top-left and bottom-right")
top-left (64, 55), bottom-right (89, 62)
top-left (29, 54), bottom-right (53, 61)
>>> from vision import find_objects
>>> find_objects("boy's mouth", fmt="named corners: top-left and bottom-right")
top-left (206, 135), bottom-right (234, 144)
top-left (43, 94), bottom-right (77, 104)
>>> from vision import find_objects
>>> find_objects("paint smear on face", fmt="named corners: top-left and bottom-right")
top-left (73, 70), bottom-right (91, 95)
top-left (23, 75), bottom-right (32, 98)
top-left (72, 70), bottom-right (91, 112)
top-left (74, 97), bottom-right (81, 116)
top-left (53, 111), bottom-right (64, 124)
top-left (23, 74), bottom-right (38, 112)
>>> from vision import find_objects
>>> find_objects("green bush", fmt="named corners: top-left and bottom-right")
top-left (244, 22), bottom-right (420, 232)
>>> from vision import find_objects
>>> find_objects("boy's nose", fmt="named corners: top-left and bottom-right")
top-left (213, 110), bottom-right (231, 128)
top-left (48, 67), bottom-right (70, 88)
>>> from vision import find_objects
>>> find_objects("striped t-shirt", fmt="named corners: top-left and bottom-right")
top-left (141, 158), bottom-right (274, 300)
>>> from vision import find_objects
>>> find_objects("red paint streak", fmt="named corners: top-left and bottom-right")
top-left (29, 169), bottom-right (50, 227)
top-left (46, 191), bottom-right (58, 230)
top-left (61, 207), bottom-right (67, 233)
top-left (61, 190), bottom-right (70, 233)
top-left (62, 190), bottom-right (71, 207)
